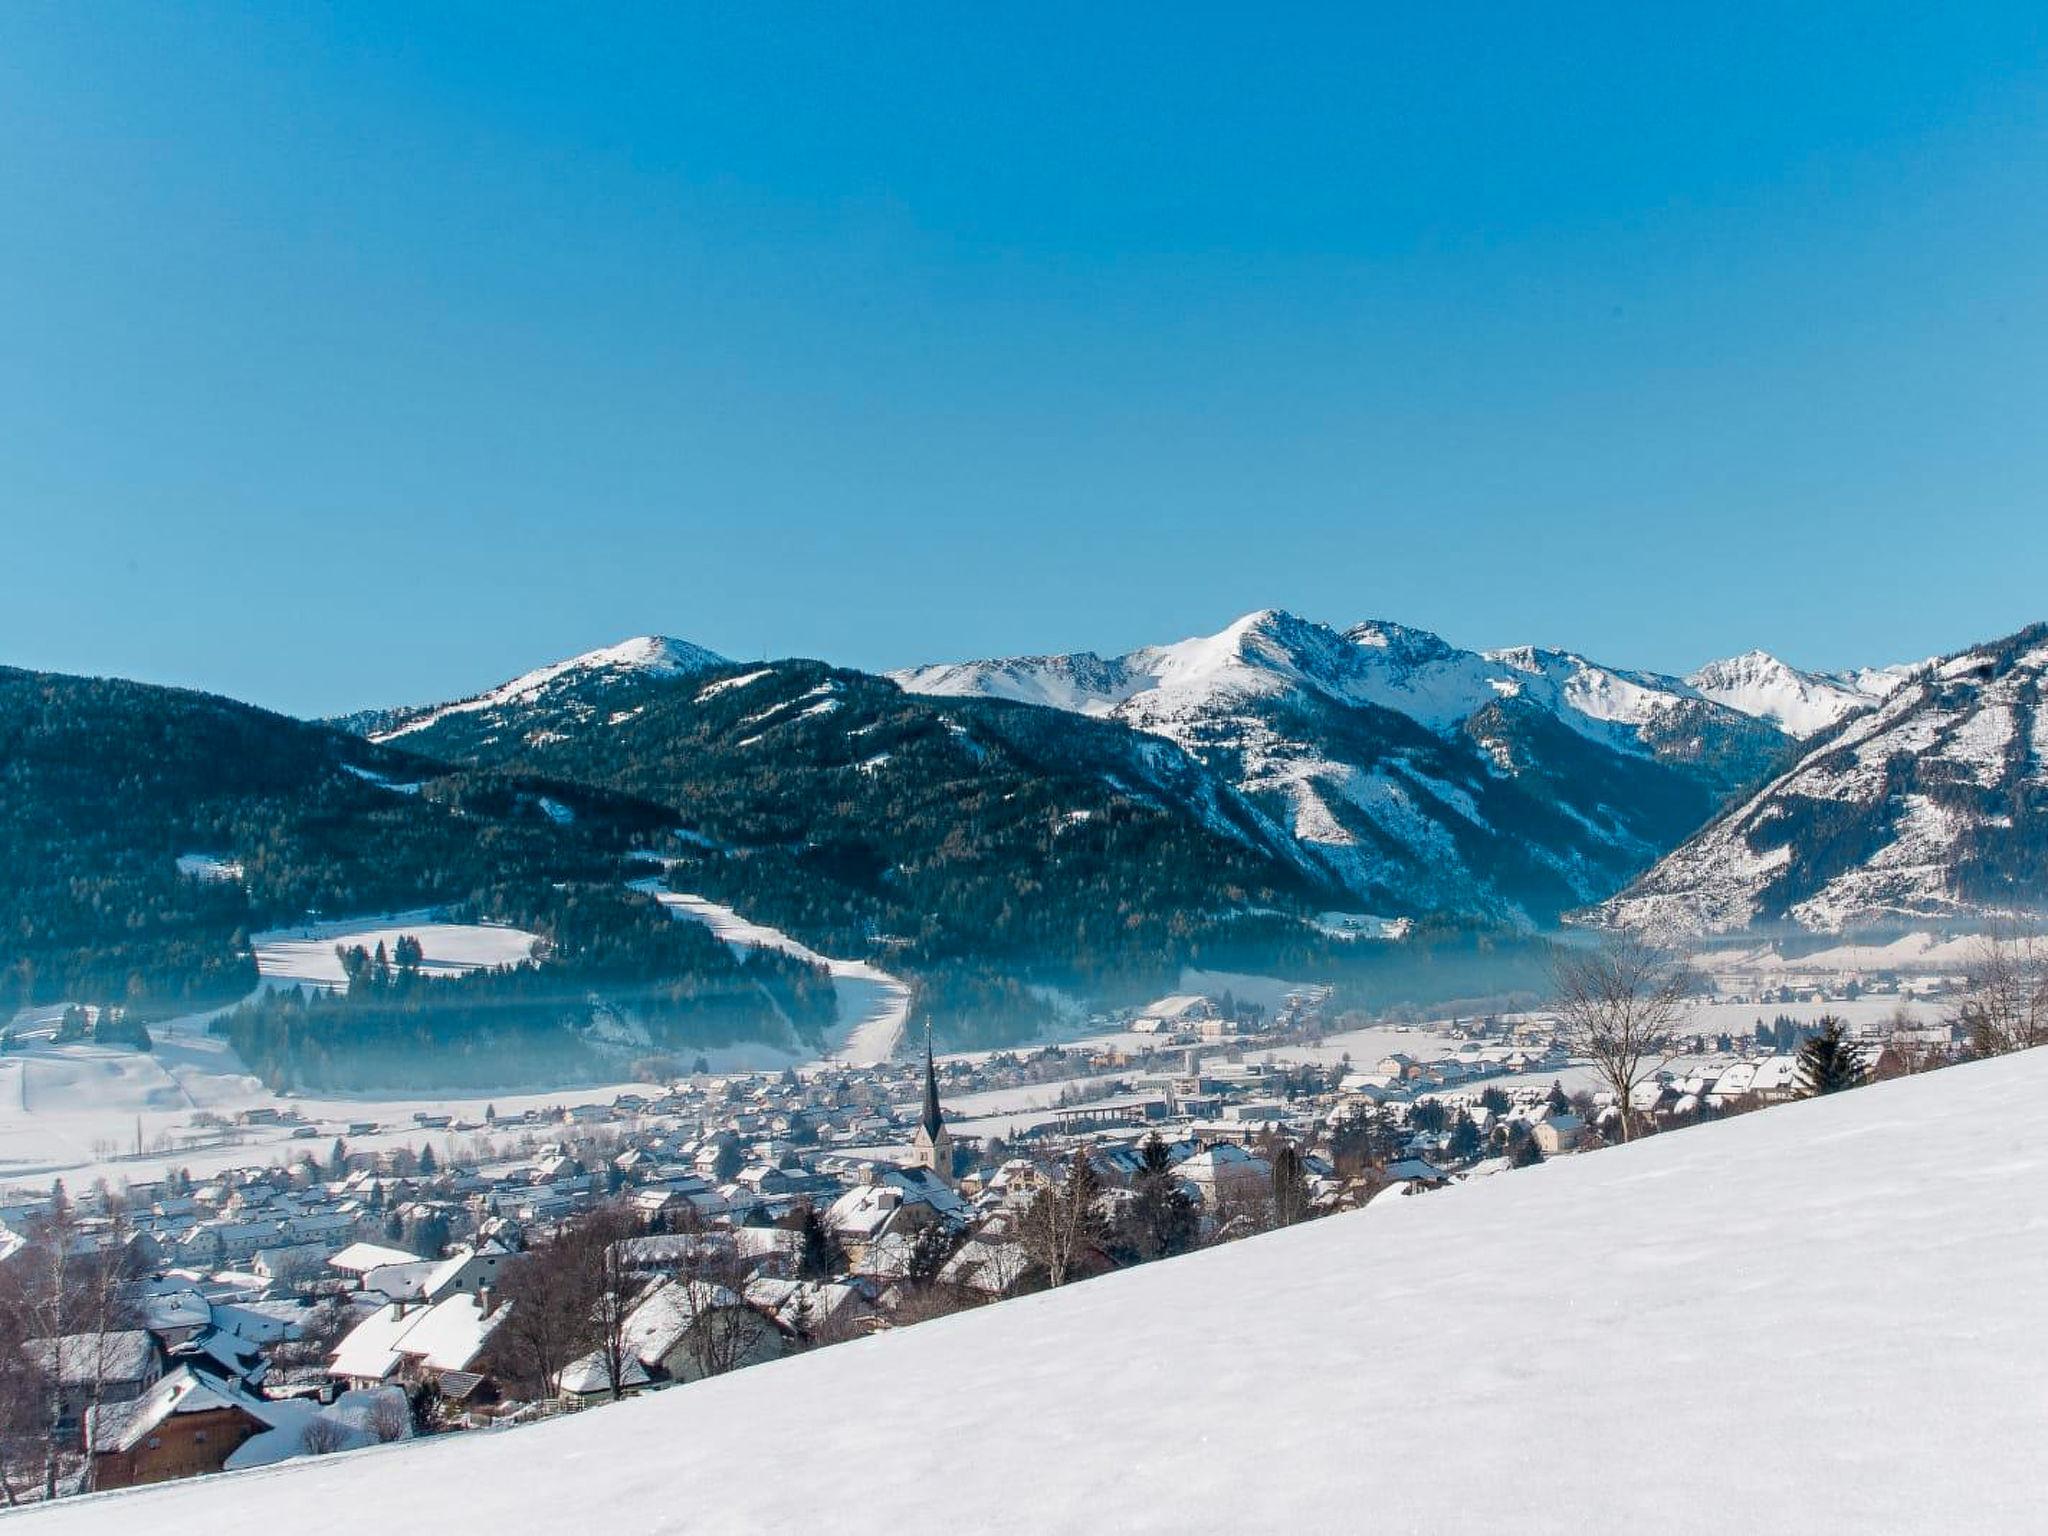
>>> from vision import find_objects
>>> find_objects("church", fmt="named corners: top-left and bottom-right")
top-left (909, 1021), bottom-right (954, 1186)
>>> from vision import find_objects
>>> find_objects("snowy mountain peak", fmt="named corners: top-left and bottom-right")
top-left (574, 635), bottom-right (730, 677)
top-left (1346, 619), bottom-right (1464, 668)
top-left (370, 635), bottom-right (728, 743)
top-left (1684, 650), bottom-right (1878, 738)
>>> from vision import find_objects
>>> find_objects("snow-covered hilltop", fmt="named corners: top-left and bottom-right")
top-left (1605, 624), bottom-right (2048, 934)
top-left (364, 636), bottom-right (729, 744)
top-left (33, 1045), bottom-right (2048, 1535)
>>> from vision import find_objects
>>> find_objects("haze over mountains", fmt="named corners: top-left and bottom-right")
top-left (8, 605), bottom-right (2045, 1061)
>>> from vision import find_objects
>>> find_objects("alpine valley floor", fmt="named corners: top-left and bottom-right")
top-left (20, 1046), bottom-right (2048, 1534)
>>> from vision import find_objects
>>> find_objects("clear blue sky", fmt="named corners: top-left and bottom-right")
top-left (3, 3), bottom-right (2046, 716)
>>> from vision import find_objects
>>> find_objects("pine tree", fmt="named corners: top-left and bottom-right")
top-left (1447, 1111), bottom-right (1483, 1162)
top-left (797, 1205), bottom-right (846, 1281)
top-left (1546, 1079), bottom-right (1571, 1115)
top-left (1123, 1133), bottom-right (1198, 1261)
top-left (417, 1142), bottom-right (438, 1176)
top-left (1271, 1141), bottom-right (1312, 1226)
top-left (1796, 1016), bottom-right (1867, 1098)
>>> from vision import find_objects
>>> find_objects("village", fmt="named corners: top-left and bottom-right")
top-left (0, 968), bottom-right (1965, 1502)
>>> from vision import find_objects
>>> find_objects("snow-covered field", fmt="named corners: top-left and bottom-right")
top-left (250, 919), bottom-right (541, 990)
top-left (31, 1045), bottom-right (2048, 1534)
top-left (637, 882), bottom-right (909, 1065)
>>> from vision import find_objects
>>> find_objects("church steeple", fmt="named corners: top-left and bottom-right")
top-left (911, 1018), bottom-right (954, 1185)
top-left (919, 1017), bottom-right (945, 1140)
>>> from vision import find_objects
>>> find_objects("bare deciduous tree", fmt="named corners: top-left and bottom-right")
top-left (1552, 934), bottom-right (1694, 1143)
top-left (481, 1205), bottom-right (635, 1400)
top-left (1019, 1150), bottom-right (1106, 1287)
top-left (1953, 927), bottom-right (2048, 1057)
top-left (363, 1392), bottom-right (409, 1444)
top-left (299, 1415), bottom-right (350, 1455)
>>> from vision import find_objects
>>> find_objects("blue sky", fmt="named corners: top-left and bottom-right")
top-left (2, 3), bottom-right (2046, 715)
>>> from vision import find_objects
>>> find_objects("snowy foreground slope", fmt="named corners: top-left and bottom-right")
top-left (28, 1053), bottom-right (2048, 1535)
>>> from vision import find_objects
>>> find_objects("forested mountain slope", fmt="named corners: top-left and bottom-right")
top-left (349, 654), bottom-right (1371, 1039)
top-left (0, 667), bottom-right (831, 1086)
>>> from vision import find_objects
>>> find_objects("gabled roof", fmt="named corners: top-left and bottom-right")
top-left (329, 1240), bottom-right (424, 1274)
top-left (622, 1278), bottom-right (747, 1368)
top-left (86, 1367), bottom-right (268, 1455)
top-left (27, 1329), bottom-right (157, 1387)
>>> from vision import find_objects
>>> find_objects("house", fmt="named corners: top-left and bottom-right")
top-left (250, 1242), bottom-right (331, 1287)
top-left (1174, 1145), bottom-right (1272, 1210)
top-left (136, 1289), bottom-right (213, 1349)
top-left (1532, 1115), bottom-right (1584, 1155)
top-left (935, 1236), bottom-right (1034, 1299)
top-left (621, 1277), bottom-right (785, 1385)
top-left (85, 1366), bottom-right (269, 1491)
top-left (28, 1329), bottom-right (163, 1447)
top-left (742, 1277), bottom-right (865, 1340)
top-left (422, 1241), bottom-right (515, 1301)
top-left (329, 1290), bottom-right (509, 1399)
top-left (555, 1350), bottom-right (652, 1404)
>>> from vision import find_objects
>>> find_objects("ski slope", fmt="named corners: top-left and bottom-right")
top-left (633, 881), bottom-right (910, 1064)
top-left (31, 1047), bottom-right (2048, 1534)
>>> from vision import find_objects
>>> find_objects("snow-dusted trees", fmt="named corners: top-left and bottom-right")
top-left (1552, 934), bottom-right (1694, 1143)
top-left (1954, 929), bottom-right (2048, 1057)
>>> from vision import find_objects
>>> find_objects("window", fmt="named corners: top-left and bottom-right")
top-left (194, 1431), bottom-right (207, 1444)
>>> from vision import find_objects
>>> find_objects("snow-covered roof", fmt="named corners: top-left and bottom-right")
top-left (621, 1278), bottom-right (746, 1368)
top-left (330, 1240), bottom-right (424, 1274)
top-left (86, 1367), bottom-right (265, 1455)
top-left (557, 1351), bottom-right (652, 1396)
top-left (28, 1329), bottom-right (156, 1387)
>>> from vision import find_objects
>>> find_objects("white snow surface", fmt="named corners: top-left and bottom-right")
top-left (251, 921), bottom-right (541, 991)
top-left (371, 636), bottom-right (726, 743)
top-left (29, 1047), bottom-right (2048, 1534)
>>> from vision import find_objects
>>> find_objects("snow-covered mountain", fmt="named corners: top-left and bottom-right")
top-left (1604, 623), bottom-right (2048, 934)
top-left (353, 636), bottom-right (729, 745)
top-left (1685, 649), bottom-right (1913, 738)
top-left (49, 1046), bottom-right (2048, 1535)
top-left (895, 610), bottom-right (1792, 925)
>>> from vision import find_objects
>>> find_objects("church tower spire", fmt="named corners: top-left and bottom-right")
top-left (911, 1017), bottom-right (954, 1185)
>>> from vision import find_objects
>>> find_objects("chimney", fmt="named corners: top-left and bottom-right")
top-left (478, 1283), bottom-right (497, 1318)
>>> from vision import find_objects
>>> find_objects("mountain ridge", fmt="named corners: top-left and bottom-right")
top-left (1602, 622), bottom-right (2048, 935)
